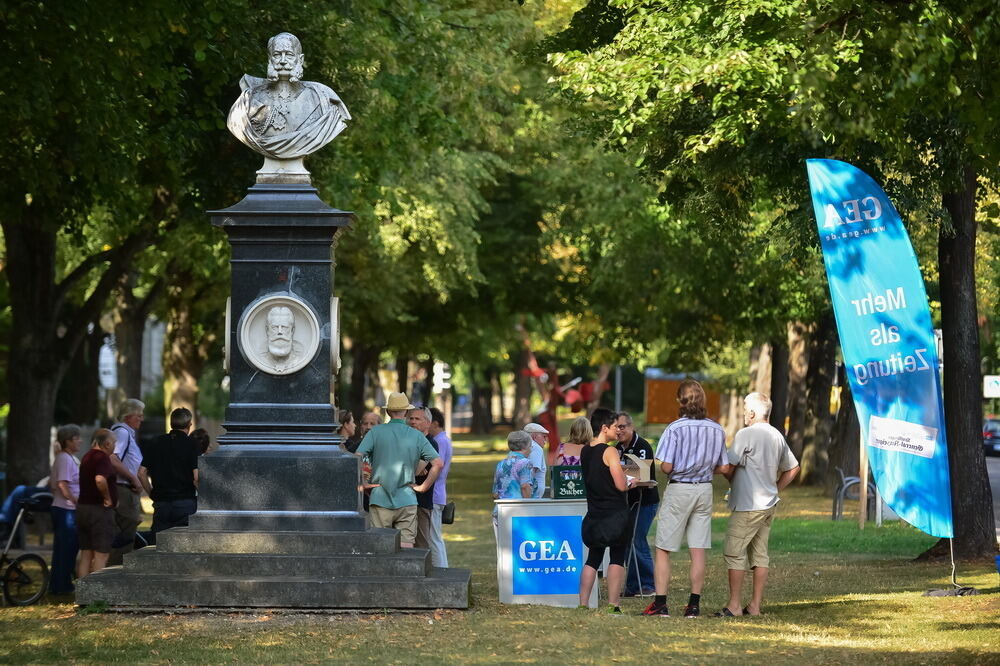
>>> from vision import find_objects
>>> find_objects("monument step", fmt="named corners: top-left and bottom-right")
top-left (156, 527), bottom-right (399, 555)
top-left (187, 511), bottom-right (366, 532)
top-left (76, 567), bottom-right (471, 609)
top-left (124, 547), bottom-right (431, 578)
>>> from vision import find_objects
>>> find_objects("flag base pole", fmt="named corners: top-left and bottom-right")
top-left (923, 538), bottom-right (978, 597)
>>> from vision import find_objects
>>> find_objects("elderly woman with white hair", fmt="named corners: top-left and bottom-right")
top-left (491, 431), bottom-right (535, 536)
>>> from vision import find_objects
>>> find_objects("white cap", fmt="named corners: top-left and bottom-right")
top-left (523, 422), bottom-right (549, 435)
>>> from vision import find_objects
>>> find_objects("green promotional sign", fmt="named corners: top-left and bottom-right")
top-left (551, 466), bottom-right (585, 499)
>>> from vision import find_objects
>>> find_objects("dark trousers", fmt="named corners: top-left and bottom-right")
top-left (625, 502), bottom-right (658, 595)
top-left (151, 498), bottom-right (197, 534)
top-left (49, 507), bottom-right (79, 595)
top-left (108, 487), bottom-right (142, 565)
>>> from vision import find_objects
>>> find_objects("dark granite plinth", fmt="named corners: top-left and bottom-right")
top-left (194, 445), bottom-right (364, 531)
top-left (156, 528), bottom-right (400, 555)
top-left (210, 184), bottom-right (352, 447)
top-left (76, 528), bottom-right (471, 609)
top-left (124, 547), bottom-right (431, 578)
top-left (77, 567), bottom-right (471, 609)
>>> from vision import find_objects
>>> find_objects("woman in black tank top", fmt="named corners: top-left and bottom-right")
top-left (578, 410), bottom-right (632, 613)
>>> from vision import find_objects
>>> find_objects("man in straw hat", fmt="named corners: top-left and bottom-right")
top-left (354, 392), bottom-right (442, 548)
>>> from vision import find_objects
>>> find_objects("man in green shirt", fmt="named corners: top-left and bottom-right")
top-left (355, 392), bottom-right (442, 547)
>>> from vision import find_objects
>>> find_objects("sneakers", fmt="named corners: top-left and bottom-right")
top-left (642, 602), bottom-right (670, 617)
top-left (606, 604), bottom-right (623, 615)
top-left (683, 604), bottom-right (700, 618)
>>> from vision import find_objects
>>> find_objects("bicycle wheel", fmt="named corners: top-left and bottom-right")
top-left (3, 553), bottom-right (49, 606)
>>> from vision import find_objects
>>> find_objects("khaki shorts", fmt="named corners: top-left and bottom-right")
top-left (723, 506), bottom-right (776, 570)
top-left (654, 482), bottom-right (714, 551)
top-left (369, 504), bottom-right (418, 544)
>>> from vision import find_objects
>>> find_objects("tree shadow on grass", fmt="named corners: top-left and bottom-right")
top-left (936, 621), bottom-right (1000, 631)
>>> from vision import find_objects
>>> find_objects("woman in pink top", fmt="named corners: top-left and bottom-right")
top-left (49, 424), bottom-right (82, 595)
top-left (555, 417), bottom-right (592, 466)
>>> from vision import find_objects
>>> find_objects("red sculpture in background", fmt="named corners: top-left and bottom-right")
top-left (517, 324), bottom-right (611, 463)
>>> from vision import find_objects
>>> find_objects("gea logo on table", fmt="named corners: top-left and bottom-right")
top-left (517, 540), bottom-right (576, 561)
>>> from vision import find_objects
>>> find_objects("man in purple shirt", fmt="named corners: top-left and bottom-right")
top-left (644, 379), bottom-right (731, 618)
top-left (427, 407), bottom-right (452, 568)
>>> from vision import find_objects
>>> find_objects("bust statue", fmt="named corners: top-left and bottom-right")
top-left (227, 32), bottom-right (350, 183)
top-left (237, 294), bottom-right (321, 377)
top-left (259, 305), bottom-right (305, 374)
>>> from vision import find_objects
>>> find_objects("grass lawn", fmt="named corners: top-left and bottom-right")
top-left (2, 433), bottom-right (997, 664)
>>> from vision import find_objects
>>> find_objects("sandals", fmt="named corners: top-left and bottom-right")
top-left (714, 606), bottom-right (764, 617)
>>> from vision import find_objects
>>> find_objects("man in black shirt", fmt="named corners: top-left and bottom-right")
top-left (615, 411), bottom-right (658, 597)
top-left (139, 407), bottom-right (199, 535)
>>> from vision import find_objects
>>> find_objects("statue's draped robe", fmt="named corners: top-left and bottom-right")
top-left (227, 75), bottom-right (350, 160)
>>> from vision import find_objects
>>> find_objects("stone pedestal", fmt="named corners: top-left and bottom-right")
top-left (191, 445), bottom-right (365, 531)
top-left (77, 528), bottom-right (470, 609)
top-left (76, 183), bottom-right (470, 610)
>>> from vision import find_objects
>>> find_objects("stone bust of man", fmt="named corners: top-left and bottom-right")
top-left (227, 32), bottom-right (350, 177)
top-left (260, 305), bottom-right (304, 374)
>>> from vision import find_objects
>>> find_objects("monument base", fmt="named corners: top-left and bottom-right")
top-left (76, 527), bottom-right (471, 610)
top-left (75, 445), bottom-right (471, 610)
top-left (194, 444), bottom-right (366, 531)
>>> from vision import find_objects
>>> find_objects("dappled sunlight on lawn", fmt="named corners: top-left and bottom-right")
top-left (451, 453), bottom-right (506, 463)
top-left (0, 453), bottom-right (994, 663)
top-left (443, 534), bottom-right (476, 542)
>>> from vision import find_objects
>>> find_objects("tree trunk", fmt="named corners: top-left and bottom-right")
top-left (2, 194), bottom-right (164, 488)
top-left (492, 368), bottom-right (505, 424)
top-left (768, 337), bottom-right (789, 435)
top-left (396, 354), bottom-right (409, 394)
top-left (470, 366), bottom-right (494, 434)
top-left (827, 377), bottom-right (861, 497)
top-left (749, 343), bottom-right (772, 394)
top-left (348, 342), bottom-right (378, 421)
top-left (800, 312), bottom-right (838, 485)
top-left (2, 220), bottom-right (65, 487)
top-left (113, 271), bottom-right (146, 400)
top-left (162, 280), bottom-right (205, 417)
top-left (55, 323), bottom-right (104, 426)
top-left (934, 164), bottom-right (995, 558)
top-left (785, 321), bottom-right (810, 457)
top-left (723, 389), bottom-right (741, 442)
top-left (420, 356), bottom-right (434, 408)
top-left (6, 361), bottom-right (61, 488)
top-left (512, 349), bottom-right (533, 429)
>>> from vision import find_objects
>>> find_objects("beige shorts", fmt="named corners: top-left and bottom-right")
top-left (723, 506), bottom-right (776, 570)
top-left (369, 504), bottom-right (418, 544)
top-left (654, 482), bottom-right (714, 551)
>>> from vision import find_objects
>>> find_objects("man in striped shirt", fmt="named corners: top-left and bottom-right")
top-left (643, 379), bottom-right (731, 618)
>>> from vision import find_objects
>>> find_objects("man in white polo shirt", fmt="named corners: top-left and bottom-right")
top-left (717, 392), bottom-right (799, 617)
top-left (522, 423), bottom-right (549, 498)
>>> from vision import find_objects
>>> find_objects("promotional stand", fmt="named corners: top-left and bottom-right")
top-left (495, 498), bottom-right (599, 608)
